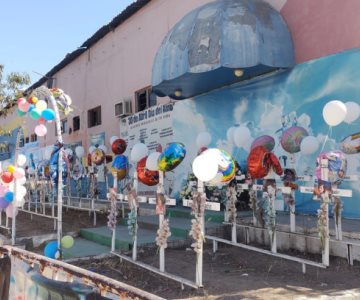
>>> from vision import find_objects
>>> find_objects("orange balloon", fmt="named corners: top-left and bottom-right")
top-left (137, 157), bottom-right (159, 186)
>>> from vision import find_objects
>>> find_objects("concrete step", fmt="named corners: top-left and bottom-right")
top-left (62, 237), bottom-right (110, 259)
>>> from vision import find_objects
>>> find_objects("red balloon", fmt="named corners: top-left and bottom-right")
top-left (112, 139), bottom-right (127, 155)
top-left (137, 157), bottom-right (159, 186)
top-left (1, 171), bottom-right (14, 184)
top-left (197, 147), bottom-right (207, 156)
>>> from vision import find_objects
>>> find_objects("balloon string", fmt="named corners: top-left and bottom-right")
top-left (320, 126), bottom-right (332, 152)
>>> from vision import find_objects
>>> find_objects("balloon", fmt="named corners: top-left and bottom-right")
top-left (202, 148), bottom-right (236, 184)
top-left (35, 124), bottom-right (47, 137)
top-left (13, 167), bottom-right (25, 179)
top-left (88, 146), bottom-right (96, 154)
top-left (0, 197), bottom-right (9, 209)
top-left (38, 117), bottom-right (46, 123)
top-left (0, 185), bottom-right (8, 197)
top-left (64, 148), bottom-right (73, 157)
top-left (344, 102), bottom-right (360, 124)
top-left (340, 132), bottom-right (360, 154)
top-left (28, 104), bottom-right (35, 113)
top-left (44, 241), bottom-right (58, 259)
top-left (196, 132), bottom-right (212, 148)
top-left (146, 152), bottom-right (161, 171)
top-left (130, 143), bottom-right (148, 162)
top-left (17, 154), bottom-right (27, 167)
top-left (91, 148), bottom-right (105, 165)
top-left (315, 151), bottom-right (347, 184)
top-left (280, 126), bottom-right (308, 154)
top-left (35, 99), bottom-right (47, 111)
top-left (98, 145), bottom-right (107, 153)
top-left (17, 176), bottom-right (26, 185)
top-left (111, 139), bottom-right (127, 155)
top-left (41, 108), bottom-right (55, 121)
top-left (75, 146), bottom-right (85, 158)
top-left (7, 165), bottom-right (15, 174)
top-left (226, 127), bottom-right (235, 143)
top-left (251, 135), bottom-right (275, 151)
top-left (16, 108), bottom-right (26, 117)
top-left (18, 99), bottom-right (30, 112)
top-left (197, 147), bottom-right (207, 156)
top-left (158, 142), bottom-right (186, 171)
top-left (4, 191), bottom-right (13, 202)
top-left (61, 235), bottom-right (74, 249)
top-left (192, 154), bottom-right (218, 182)
top-left (110, 136), bottom-right (119, 145)
top-left (16, 185), bottom-right (27, 198)
top-left (111, 155), bottom-right (128, 180)
top-left (1, 171), bottom-right (14, 184)
top-left (300, 136), bottom-right (319, 155)
top-left (30, 108), bottom-right (41, 120)
top-left (17, 97), bottom-right (26, 104)
top-left (233, 126), bottom-right (251, 148)
top-left (137, 157), bottom-right (159, 186)
top-left (323, 100), bottom-right (347, 126)
top-left (5, 204), bottom-right (18, 218)
top-left (27, 96), bottom-right (38, 104)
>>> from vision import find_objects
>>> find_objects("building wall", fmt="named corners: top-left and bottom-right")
top-left (1, 0), bottom-right (360, 156)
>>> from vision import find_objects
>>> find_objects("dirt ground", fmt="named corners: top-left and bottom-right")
top-left (73, 244), bottom-right (360, 300)
top-left (0, 209), bottom-right (108, 238)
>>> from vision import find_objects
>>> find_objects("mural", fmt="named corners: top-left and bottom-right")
top-left (172, 48), bottom-right (360, 218)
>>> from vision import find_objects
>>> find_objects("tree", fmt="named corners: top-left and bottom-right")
top-left (0, 64), bottom-right (31, 114)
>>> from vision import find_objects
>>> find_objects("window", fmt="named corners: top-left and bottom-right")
top-left (88, 106), bottom-right (102, 128)
top-left (135, 87), bottom-right (157, 112)
top-left (46, 78), bottom-right (55, 88)
top-left (19, 137), bottom-right (24, 147)
top-left (73, 116), bottom-right (80, 131)
top-left (61, 119), bottom-right (68, 134)
top-left (25, 137), bottom-right (29, 144)
top-left (30, 134), bottom-right (37, 142)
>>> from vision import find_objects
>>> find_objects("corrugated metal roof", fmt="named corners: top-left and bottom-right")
top-left (29, 0), bottom-right (151, 91)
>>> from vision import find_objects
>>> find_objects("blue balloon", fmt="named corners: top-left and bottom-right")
top-left (4, 191), bottom-right (13, 203)
top-left (28, 104), bottom-right (35, 113)
top-left (112, 155), bottom-right (128, 170)
top-left (42, 108), bottom-right (55, 121)
top-left (44, 241), bottom-right (58, 259)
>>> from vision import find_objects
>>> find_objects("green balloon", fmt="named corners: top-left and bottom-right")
top-left (30, 108), bottom-right (41, 120)
top-left (16, 108), bottom-right (26, 117)
top-left (61, 235), bottom-right (74, 249)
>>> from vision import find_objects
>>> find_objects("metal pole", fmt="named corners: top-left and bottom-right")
top-left (132, 170), bottom-right (138, 261)
top-left (111, 173), bottom-right (118, 252)
top-left (196, 180), bottom-right (204, 288)
top-left (159, 171), bottom-right (165, 272)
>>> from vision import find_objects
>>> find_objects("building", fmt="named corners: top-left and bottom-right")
top-left (1, 0), bottom-right (360, 216)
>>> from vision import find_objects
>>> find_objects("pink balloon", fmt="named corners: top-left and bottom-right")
top-left (0, 185), bottom-right (8, 197)
top-left (35, 124), bottom-right (47, 137)
top-left (13, 168), bottom-right (25, 179)
top-left (5, 204), bottom-right (18, 219)
top-left (18, 100), bottom-right (30, 113)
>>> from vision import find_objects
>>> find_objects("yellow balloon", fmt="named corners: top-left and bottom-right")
top-left (61, 235), bottom-right (74, 249)
top-left (7, 165), bottom-right (15, 174)
top-left (35, 99), bottom-right (48, 111)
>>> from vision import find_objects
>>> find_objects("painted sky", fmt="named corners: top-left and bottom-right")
top-left (0, 0), bottom-right (133, 82)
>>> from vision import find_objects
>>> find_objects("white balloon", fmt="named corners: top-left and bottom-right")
top-left (130, 143), bottom-right (148, 162)
top-left (344, 101), bottom-right (360, 124)
top-left (300, 136), bottom-right (319, 155)
top-left (233, 126), bottom-right (251, 148)
top-left (75, 146), bottom-right (85, 158)
top-left (99, 145), bottom-right (107, 153)
top-left (17, 154), bottom-right (27, 167)
top-left (65, 148), bottom-right (73, 156)
top-left (14, 198), bottom-right (25, 208)
top-left (146, 152), bottom-right (161, 171)
top-left (17, 176), bottom-right (26, 185)
top-left (196, 132), bottom-right (212, 148)
top-left (110, 136), bottom-right (119, 145)
top-left (88, 146), bottom-right (96, 154)
top-left (323, 100), bottom-right (347, 126)
top-left (226, 127), bottom-right (235, 143)
top-left (16, 185), bottom-right (27, 197)
top-left (192, 154), bottom-right (218, 182)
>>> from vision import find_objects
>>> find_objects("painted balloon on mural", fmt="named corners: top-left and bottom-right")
top-left (344, 101), bottom-right (360, 124)
top-left (208, 149), bottom-right (236, 185)
top-left (280, 126), bottom-right (308, 154)
top-left (137, 157), bottom-right (159, 186)
top-left (323, 100), bottom-right (347, 126)
top-left (251, 135), bottom-right (275, 151)
top-left (340, 132), bottom-right (360, 154)
top-left (158, 142), bottom-right (186, 171)
top-left (112, 138), bottom-right (127, 155)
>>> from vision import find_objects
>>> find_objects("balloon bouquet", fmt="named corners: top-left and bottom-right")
top-left (44, 235), bottom-right (75, 259)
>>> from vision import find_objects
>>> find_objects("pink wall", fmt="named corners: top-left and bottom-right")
top-left (281, 0), bottom-right (360, 63)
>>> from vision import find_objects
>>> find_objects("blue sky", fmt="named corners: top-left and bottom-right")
top-left (0, 0), bottom-right (133, 83)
